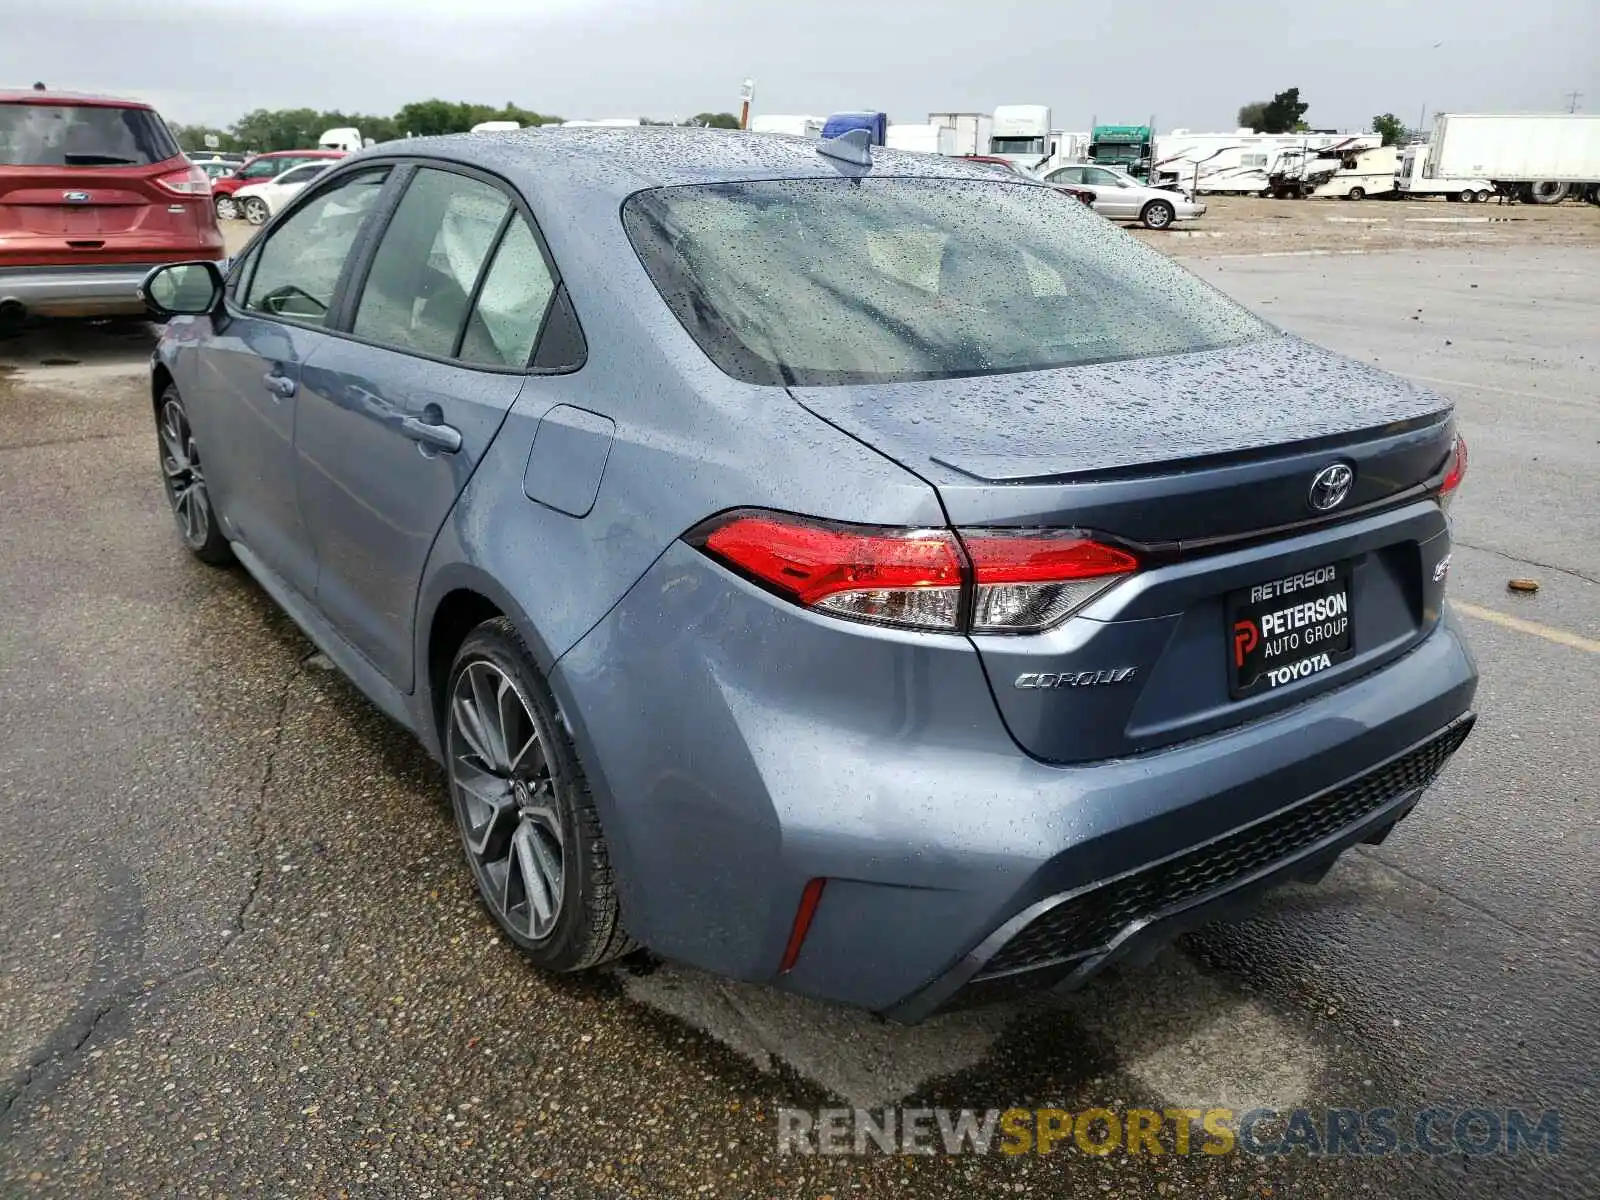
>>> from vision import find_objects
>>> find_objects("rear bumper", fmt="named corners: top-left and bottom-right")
top-left (0, 262), bottom-right (220, 318)
top-left (888, 713), bottom-right (1473, 1021)
top-left (552, 542), bottom-right (1479, 1019)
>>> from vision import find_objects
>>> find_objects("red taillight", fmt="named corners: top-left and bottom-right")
top-left (701, 512), bottom-right (964, 630)
top-left (962, 531), bottom-right (1140, 632)
top-left (155, 165), bottom-right (212, 196)
top-left (693, 510), bottom-right (1139, 634)
top-left (1439, 434), bottom-right (1468, 508)
top-left (778, 878), bottom-right (827, 974)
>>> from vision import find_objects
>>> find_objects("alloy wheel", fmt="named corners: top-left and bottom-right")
top-left (215, 195), bottom-right (238, 221)
top-left (243, 198), bottom-right (269, 226)
top-left (159, 398), bottom-right (210, 548)
top-left (448, 660), bottom-right (565, 942)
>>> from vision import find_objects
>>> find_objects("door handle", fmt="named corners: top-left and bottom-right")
top-left (262, 371), bottom-right (297, 399)
top-left (400, 416), bottom-right (462, 455)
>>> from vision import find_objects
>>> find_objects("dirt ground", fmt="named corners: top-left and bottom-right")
top-left (219, 192), bottom-right (1600, 261)
top-left (1131, 192), bottom-right (1600, 257)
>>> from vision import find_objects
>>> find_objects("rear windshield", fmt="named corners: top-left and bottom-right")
top-left (622, 178), bottom-right (1268, 386)
top-left (0, 103), bottom-right (180, 167)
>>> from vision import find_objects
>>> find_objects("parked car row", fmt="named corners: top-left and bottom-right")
top-left (209, 148), bottom-right (344, 220)
top-left (957, 154), bottom-right (1205, 230)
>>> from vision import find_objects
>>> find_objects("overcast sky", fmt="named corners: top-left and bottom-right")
top-left (7, 0), bottom-right (1597, 134)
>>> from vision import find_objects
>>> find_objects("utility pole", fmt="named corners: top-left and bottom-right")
top-left (739, 78), bottom-right (754, 131)
top-left (1563, 90), bottom-right (1582, 113)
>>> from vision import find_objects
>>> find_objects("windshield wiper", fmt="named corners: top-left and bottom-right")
top-left (63, 154), bottom-right (139, 165)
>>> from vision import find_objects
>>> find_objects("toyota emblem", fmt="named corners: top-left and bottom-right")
top-left (1308, 463), bottom-right (1355, 512)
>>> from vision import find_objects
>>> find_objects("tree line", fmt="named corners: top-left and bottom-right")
top-left (171, 100), bottom-right (742, 153)
top-left (1235, 88), bottom-right (1417, 146)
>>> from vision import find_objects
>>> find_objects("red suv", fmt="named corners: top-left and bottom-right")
top-left (0, 89), bottom-right (223, 327)
top-left (211, 150), bottom-right (344, 220)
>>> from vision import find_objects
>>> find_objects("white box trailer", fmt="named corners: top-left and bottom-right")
top-left (1429, 113), bottom-right (1600, 203)
top-left (1394, 143), bottom-right (1493, 201)
top-left (885, 123), bottom-right (958, 155)
top-left (1152, 131), bottom-right (1379, 193)
top-left (928, 112), bottom-right (993, 157)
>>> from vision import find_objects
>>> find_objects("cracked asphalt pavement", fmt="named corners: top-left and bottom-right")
top-left (1, 244), bottom-right (1596, 1197)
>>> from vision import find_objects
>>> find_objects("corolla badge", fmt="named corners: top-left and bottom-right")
top-left (1308, 463), bottom-right (1355, 512)
top-left (1015, 667), bottom-right (1139, 690)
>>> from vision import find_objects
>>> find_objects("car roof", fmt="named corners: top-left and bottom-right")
top-left (0, 89), bottom-right (152, 108)
top-left (350, 125), bottom-right (1010, 202)
top-left (254, 149), bottom-right (344, 158)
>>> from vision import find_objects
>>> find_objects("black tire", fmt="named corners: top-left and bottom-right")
top-left (214, 193), bottom-right (238, 221)
top-left (241, 197), bottom-right (270, 226)
top-left (1458, 190), bottom-right (1475, 203)
top-left (1348, 186), bottom-right (1366, 201)
top-left (445, 617), bottom-right (636, 972)
top-left (1141, 199), bottom-right (1176, 230)
top-left (157, 386), bottom-right (233, 566)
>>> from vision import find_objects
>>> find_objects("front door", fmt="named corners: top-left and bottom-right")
top-left (191, 165), bottom-right (392, 595)
top-left (294, 166), bottom-right (560, 687)
top-left (1082, 167), bottom-right (1138, 218)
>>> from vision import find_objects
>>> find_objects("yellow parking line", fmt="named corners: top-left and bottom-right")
top-left (1452, 601), bottom-right (1600, 654)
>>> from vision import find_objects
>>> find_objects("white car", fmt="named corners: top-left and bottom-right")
top-left (1042, 163), bottom-right (1206, 229)
top-left (232, 161), bottom-right (330, 225)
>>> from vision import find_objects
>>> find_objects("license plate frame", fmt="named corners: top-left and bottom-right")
top-left (1227, 561), bottom-right (1354, 698)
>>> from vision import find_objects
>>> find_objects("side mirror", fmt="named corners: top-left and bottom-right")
top-left (139, 261), bottom-right (226, 321)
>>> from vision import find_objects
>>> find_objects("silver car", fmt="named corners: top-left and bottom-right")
top-left (1043, 163), bottom-right (1206, 229)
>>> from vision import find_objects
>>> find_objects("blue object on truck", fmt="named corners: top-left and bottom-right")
top-left (821, 112), bottom-right (887, 146)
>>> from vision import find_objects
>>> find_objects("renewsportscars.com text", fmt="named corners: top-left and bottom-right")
top-left (776, 1105), bottom-right (1560, 1158)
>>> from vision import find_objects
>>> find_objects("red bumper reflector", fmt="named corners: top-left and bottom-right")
top-left (779, 878), bottom-right (827, 974)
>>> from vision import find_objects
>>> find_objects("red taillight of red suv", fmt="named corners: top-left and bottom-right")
top-left (692, 510), bottom-right (1138, 633)
top-left (155, 164), bottom-right (213, 196)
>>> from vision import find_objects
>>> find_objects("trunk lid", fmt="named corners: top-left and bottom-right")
top-left (792, 335), bottom-right (1459, 763)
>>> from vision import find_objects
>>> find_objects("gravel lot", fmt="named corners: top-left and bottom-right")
top-left (2, 210), bottom-right (1597, 1197)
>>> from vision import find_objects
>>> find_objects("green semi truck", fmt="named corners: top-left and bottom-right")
top-left (1087, 123), bottom-right (1154, 182)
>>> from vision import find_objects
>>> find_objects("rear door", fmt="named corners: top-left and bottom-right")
top-left (0, 99), bottom-right (218, 269)
top-left (189, 166), bottom-right (393, 597)
top-left (293, 163), bottom-right (559, 687)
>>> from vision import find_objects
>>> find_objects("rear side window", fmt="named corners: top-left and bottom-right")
top-left (0, 103), bottom-right (180, 166)
top-left (352, 168), bottom-right (510, 358)
top-left (243, 168), bottom-right (390, 324)
top-left (458, 217), bottom-right (557, 367)
top-left (623, 177), bottom-right (1267, 386)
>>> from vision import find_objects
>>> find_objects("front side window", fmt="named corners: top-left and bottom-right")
top-left (352, 168), bottom-right (512, 357)
top-left (239, 158), bottom-right (281, 179)
top-left (242, 167), bottom-right (389, 324)
top-left (623, 177), bottom-right (1268, 387)
top-left (1084, 168), bottom-right (1123, 187)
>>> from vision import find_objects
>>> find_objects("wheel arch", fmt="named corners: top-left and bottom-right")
top-left (415, 564), bottom-right (562, 757)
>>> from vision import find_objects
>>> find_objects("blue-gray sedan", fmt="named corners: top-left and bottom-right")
top-left (139, 127), bottom-right (1477, 1020)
